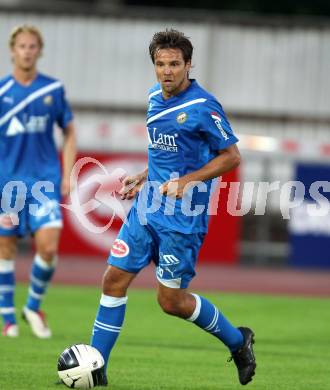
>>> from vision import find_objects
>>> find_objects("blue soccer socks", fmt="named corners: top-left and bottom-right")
top-left (0, 259), bottom-right (16, 325)
top-left (187, 294), bottom-right (244, 352)
top-left (25, 254), bottom-right (56, 312)
top-left (91, 294), bottom-right (127, 370)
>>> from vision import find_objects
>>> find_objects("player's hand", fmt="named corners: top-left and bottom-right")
top-left (119, 174), bottom-right (146, 200)
top-left (159, 177), bottom-right (191, 199)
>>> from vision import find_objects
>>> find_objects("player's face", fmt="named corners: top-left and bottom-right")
top-left (11, 32), bottom-right (41, 72)
top-left (154, 48), bottom-right (191, 99)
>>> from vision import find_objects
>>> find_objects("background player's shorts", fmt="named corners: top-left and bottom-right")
top-left (0, 189), bottom-right (62, 237)
top-left (108, 207), bottom-right (205, 289)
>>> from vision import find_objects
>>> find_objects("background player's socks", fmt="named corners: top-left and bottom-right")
top-left (25, 254), bottom-right (56, 312)
top-left (0, 259), bottom-right (16, 325)
top-left (91, 294), bottom-right (127, 370)
top-left (187, 293), bottom-right (243, 352)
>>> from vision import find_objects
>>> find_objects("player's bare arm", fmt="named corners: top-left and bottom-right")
top-left (61, 121), bottom-right (77, 196)
top-left (119, 167), bottom-right (148, 200)
top-left (160, 144), bottom-right (240, 198)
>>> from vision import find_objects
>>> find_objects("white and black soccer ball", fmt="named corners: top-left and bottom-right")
top-left (57, 344), bottom-right (106, 389)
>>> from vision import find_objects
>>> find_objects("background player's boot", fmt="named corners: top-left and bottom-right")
top-left (228, 327), bottom-right (256, 385)
top-left (22, 306), bottom-right (52, 339)
top-left (2, 322), bottom-right (19, 337)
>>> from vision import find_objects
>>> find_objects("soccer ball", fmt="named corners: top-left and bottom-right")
top-left (57, 344), bottom-right (105, 389)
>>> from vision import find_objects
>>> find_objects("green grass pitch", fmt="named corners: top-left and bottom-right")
top-left (0, 284), bottom-right (329, 390)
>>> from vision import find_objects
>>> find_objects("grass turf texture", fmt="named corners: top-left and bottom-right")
top-left (0, 284), bottom-right (329, 390)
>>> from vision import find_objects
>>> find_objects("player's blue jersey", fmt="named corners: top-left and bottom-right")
top-left (138, 80), bottom-right (238, 234)
top-left (0, 73), bottom-right (73, 192)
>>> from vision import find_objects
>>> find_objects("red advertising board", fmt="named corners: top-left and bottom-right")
top-left (59, 152), bottom-right (240, 264)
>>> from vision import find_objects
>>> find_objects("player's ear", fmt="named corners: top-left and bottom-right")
top-left (185, 60), bottom-right (191, 77)
top-left (10, 48), bottom-right (15, 63)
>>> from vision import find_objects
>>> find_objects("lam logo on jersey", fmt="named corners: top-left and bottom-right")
top-left (111, 239), bottom-right (130, 257)
top-left (210, 112), bottom-right (229, 140)
top-left (148, 127), bottom-right (178, 153)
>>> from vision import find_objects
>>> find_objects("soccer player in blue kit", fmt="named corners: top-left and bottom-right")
top-left (0, 25), bottom-right (76, 338)
top-left (91, 29), bottom-right (256, 386)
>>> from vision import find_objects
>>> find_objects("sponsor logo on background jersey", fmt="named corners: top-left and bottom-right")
top-left (210, 112), bottom-right (229, 140)
top-left (111, 239), bottom-right (130, 257)
top-left (6, 115), bottom-right (49, 136)
top-left (6, 116), bottom-right (25, 136)
top-left (147, 127), bottom-right (178, 153)
top-left (2, 96), bottom-right (14, 105)
top-left (176, 112), bottom-right (187, 124)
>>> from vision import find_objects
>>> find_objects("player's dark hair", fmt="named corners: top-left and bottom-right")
top-left (149, 29), bottom-right (193, 64)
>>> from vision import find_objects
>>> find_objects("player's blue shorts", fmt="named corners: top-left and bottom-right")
top-left (108, 207), bottom-right (205, 289)
top-left (0, 187), bottom-right (62, 237)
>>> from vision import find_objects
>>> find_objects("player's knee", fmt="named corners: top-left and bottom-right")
top-left (157, 294), bottom-right (182, 317)
top-left (102, 267), bottom-right (129, 296)
top-left (37, 245), bottom-right (57, 263)
top-left (0, 237), bottom-right (17, 259)
top-left (0, 246), bottom-right (16, 259)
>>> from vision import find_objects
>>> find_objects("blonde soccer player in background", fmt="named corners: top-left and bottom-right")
top-left (0, 25), bottom-right (76, 338)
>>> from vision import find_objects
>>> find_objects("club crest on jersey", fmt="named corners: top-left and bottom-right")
top-left (111, 239), bottom-right (130, 258)
top-left (43, 95), bottom-right (53, 105)
top-left (176, 112), bottom-right (187, 124)
top-left (211, 112), bottom-right (229, 140)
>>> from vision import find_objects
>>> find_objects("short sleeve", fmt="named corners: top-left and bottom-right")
top-left (199, 99), bottom-right (238, 151)
top-left (55, 86), bottom-right (73, 130)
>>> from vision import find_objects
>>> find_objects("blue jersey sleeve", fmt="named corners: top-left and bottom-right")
top-left (55, 86), bottom-right (73, 130)
top-left (199, 99), bottom-right (238, 151)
